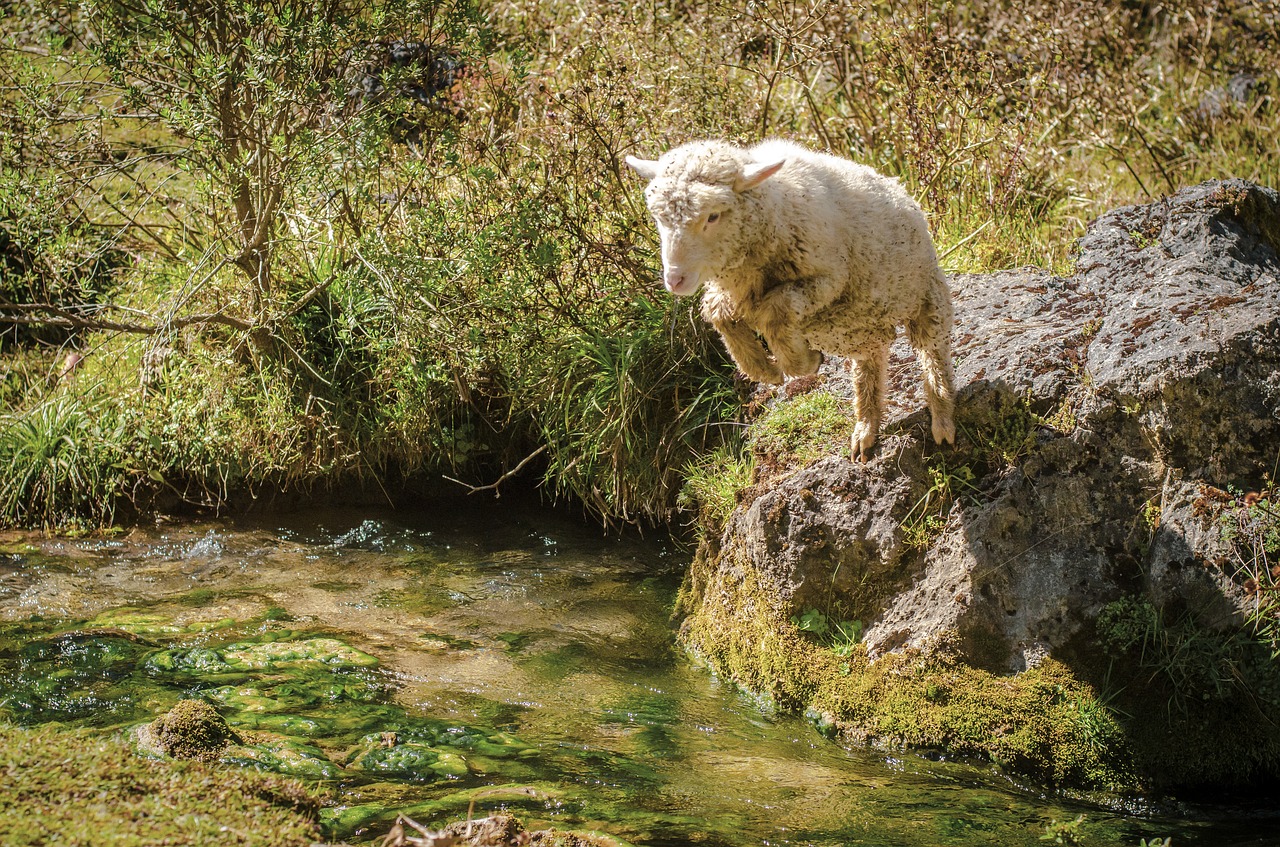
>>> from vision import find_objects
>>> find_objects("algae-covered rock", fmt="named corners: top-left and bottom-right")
top-left (681, 179), bottom-right (1280, 791)
top-left (221, 637), bottom-right (380, 670)
top-left (138, 698), bottom-right (242, 761)
top-left (346, 732), bottom-right (477, 781)
top-left (222, 737), bottom-right (342, 780)
top-left (347, 737), bottom-right (447, 779)
top-left (145, 636), bottom-right (380, 678)
top-left (343, 724), bottom-right (537, 782)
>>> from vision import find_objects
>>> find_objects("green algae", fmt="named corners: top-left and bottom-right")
top-left (224, 737), bottom-right (345, 780)
top-left (145, 635), bottom-right (379, 676)
top-left (0, 610), bottom-right (550, 839)
top-left (344, 723), bottom-right (539, 782)
top-left (85, 608), bottom-right (185, 635)
top-left (0, 622), bottom-right (172, 727)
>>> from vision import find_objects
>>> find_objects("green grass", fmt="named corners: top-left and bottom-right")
top-left (680, 443), bottom-right (756, 532)
top-left (749, 390), bottom-right (855, 470)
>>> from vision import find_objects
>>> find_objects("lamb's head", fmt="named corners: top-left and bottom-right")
top-left (626, 141), bottom-right (784, 297)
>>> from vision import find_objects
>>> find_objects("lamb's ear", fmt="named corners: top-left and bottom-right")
top-left (625, 155), bottom-right (659, 181)
top-left (735, 159), bottom-right (785, 192)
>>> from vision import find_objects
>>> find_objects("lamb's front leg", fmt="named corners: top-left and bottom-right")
top-left (756, 285), bottom-right (824, 377)
top-left (712, 316), bottom-right (783, 385)
top-left (703, 287), bottom-right (783, 384)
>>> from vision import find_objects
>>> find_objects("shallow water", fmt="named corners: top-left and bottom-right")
top-left (1, 502), bottom-right (1276, 846)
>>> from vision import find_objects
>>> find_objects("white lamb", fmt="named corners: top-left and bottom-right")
top-left (626, 138), bottom-right (957, 458)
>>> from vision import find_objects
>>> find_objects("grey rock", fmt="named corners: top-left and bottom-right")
top-left (697, 179), bottom-right (1280, 671)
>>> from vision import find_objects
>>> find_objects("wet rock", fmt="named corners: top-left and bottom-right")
top-left (688, 179), bottom-right (1280, 673)
top-left (221, 737), bottom-right (342, 780)
top-left (139, 699), bottom-right (242, 762)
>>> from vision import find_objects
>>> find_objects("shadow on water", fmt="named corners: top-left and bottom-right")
top-left (1, 499), bottom-right (1277, 846)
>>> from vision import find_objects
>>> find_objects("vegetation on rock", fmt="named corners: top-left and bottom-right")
top-left (142, 698), bottom-right (243, 761)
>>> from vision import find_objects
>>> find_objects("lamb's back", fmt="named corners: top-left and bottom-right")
top-left (747, 141), bottom-right (940, 303)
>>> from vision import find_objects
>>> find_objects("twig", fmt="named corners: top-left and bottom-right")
top-left (0, 302), bottom-right (254, 334)
top-left (380, 813), bottom-right (460, 847)
top-left (442, 445), bottom-right (548, 497)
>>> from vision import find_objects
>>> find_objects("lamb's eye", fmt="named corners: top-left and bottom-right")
top-left (707, 212), bottom-right (721, 224)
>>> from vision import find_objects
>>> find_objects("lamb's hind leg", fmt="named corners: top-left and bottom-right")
top-left (850, 347), bottom-right (888, 460)
top-left (906, 282), bottom-right (957, 446)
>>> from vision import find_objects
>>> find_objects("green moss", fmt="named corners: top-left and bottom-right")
top-left (0, 721), bottom-right (321, 846)
top-left (144, 698), bottom-right (242, 761)
top-left (681, 554), bottom-right (1138, 791)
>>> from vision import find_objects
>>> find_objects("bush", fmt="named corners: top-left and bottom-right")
top-left (0, 0), bottom-right (1276, 528)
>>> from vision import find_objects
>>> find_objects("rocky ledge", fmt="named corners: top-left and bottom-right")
top-left (678, 179), bottom-right (1280, 792)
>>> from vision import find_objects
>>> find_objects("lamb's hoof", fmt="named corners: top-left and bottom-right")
top-left (931, 416), bottom-right (956, 447)
top-left (851, 424), bottom-right (878, 462)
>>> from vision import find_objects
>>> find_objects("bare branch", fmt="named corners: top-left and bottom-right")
top-left (442, 446), bottom-right (549, 497)
top-left (0, 302), bottom-right (254, 334)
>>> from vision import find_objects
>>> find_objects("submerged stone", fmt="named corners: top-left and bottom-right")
top-left (222, 738), bottom-right (343, 780)
top-left (145, 636), bottom-right (380, 679)
top-left (347, 738), bottom-right (446, 779)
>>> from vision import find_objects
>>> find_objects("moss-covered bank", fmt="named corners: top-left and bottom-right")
top-left (0, 721), bottom-right (323, 847)
top-left (677, 548), bottom-right (1139, 792)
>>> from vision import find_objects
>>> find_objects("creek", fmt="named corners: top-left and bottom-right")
top-left (0, 502), bottom-right (1275, 846)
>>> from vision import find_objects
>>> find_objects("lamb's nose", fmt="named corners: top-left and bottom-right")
top-left (663, 269), bottom-right (686, 292)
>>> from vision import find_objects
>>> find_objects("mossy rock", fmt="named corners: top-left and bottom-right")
top-left (138, 699), bottom-right (242, 762)
top-left (681, 561), bottom-right (1139, 791)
